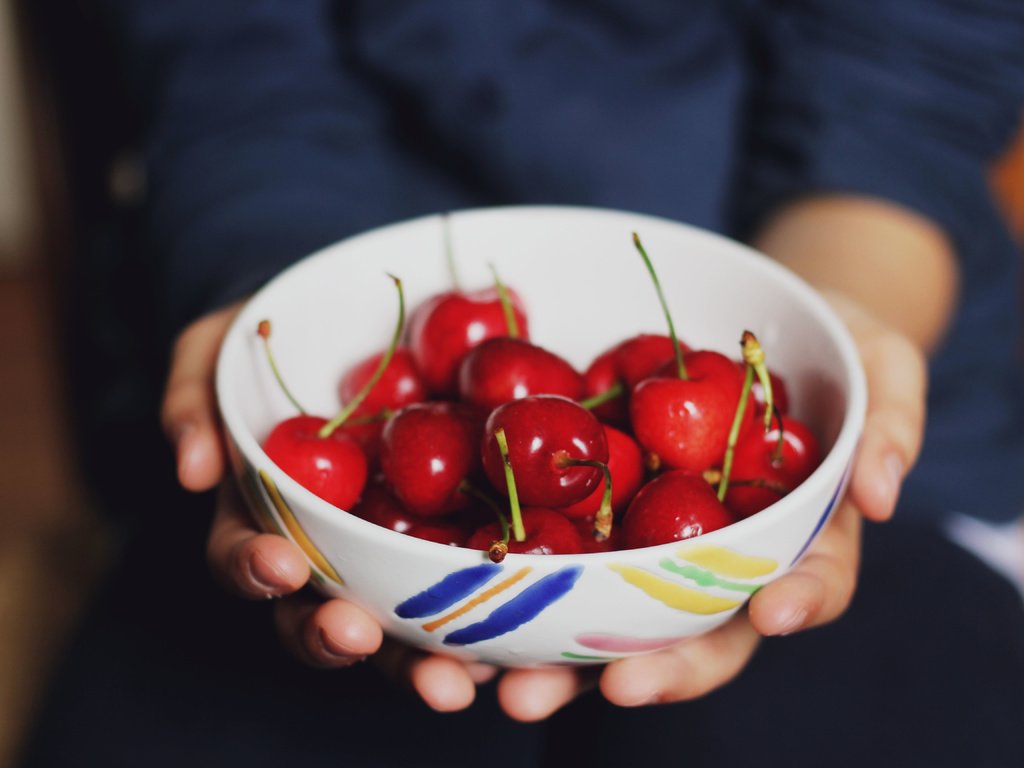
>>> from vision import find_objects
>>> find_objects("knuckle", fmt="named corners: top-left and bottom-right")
top-left (161, 380), bottom-right (212, 435)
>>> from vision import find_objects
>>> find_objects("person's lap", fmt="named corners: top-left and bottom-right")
top-left (21, 507), bottom-right (1024, 768)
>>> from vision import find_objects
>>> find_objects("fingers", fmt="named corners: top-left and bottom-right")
top-left (375, 642), bottom-right (485, 712)
top-left (505, 501), bottom-right (856, 716)
top-left (599, 614), bottom-right (760, 706)
top-left (748, 497), bottom-right (861, 635)
top-left (825, 292), bottom-right (927, 522)
top-left (207, 482), bottom-right (310, 598)
top-left (851, 329), bottom-right (926, 522)
top-left (275, 594), bottom-right (384, 668)
top-left (161, 302), bottom-right (244, 491)
top-left (497, 666), bottom-right (600, 722)
top-left (273, 586), bottom-right (488, 713)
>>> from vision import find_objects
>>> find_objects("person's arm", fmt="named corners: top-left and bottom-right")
top-left (567, 0), bottom-right (1023, 716)
top-left (755, 196), bottom-right (949, 524)
top-left (103, 0), bottom-right (486, 710)
top-left (755, 196), bottom-right (958, 354)
top-left (735, 0), bottom-right (1024, 524)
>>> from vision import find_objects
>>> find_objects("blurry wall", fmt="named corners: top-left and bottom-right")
top-left (0, 0), bottom-right (40, 272)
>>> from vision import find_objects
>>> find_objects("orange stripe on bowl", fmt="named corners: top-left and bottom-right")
top-left (422, 567), bottom-right (533, 633)
top-left (258, 470), bottom-right (344, 586)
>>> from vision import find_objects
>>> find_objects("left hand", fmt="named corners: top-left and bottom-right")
top-left (493, 292), bottom-right (926, 720)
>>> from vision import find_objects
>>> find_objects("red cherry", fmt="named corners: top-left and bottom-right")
top-left (380, 402), bottom-right (484, 517)
top-left (482, 395), bottom-right (609, 507)
top-left (339, 346), bottom-right (426, 417)
top-left (722, 485), bottom-right (785, 519)
top-left (723, 417), bottom-right (821, 518)
top-left (560, 425), bottom-right (644, 519)
top-left (630, 350), bottom-right (753, 472)
top-left (407, 288), bottom-right (529, 396)
top-left (580, 350), bottom-right (620, 419)
top-left (621, 470), bottom-right (735, 549)
top-left (467, 508), bottom-right (583, 555)
top-left (335, 348), bottom-right (425, 464)
top-left (458, 337), bottom-right (584, 411)
top-left (582, 334), bottom-right (690, 425)
top-left (262, 414), bottom-right (368, 510)
top-left (732, 417), bottom-right (819, 485)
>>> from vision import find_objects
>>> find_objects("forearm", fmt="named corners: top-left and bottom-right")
top-left (752, 195), bottom-right (960, 355)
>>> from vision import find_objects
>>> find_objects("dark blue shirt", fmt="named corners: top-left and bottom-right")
top-left (102, 0), bottom-right (1024, 522)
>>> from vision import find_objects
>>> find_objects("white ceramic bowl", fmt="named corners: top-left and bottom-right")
top-left (216, 206), bottom-right (866, 667)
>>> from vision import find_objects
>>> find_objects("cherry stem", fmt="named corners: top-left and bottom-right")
top-left (771, 409), bottom-right (786, 465)
top-left (343, 407), bottom-right (394, 428)
top-left (717, 355), bottom-right (755, 502)
top-left (633, 232), bottom-right (687, 380)
top-left (578, 381), bottom-right (625, 411)
top-left (442, 212), bottom-right (462, 292)
top-left (257, 320), bottom-right (307, 415)
top-left (489, 263), bottom-right (519, 339)
top-left (318, 274), bottom-right (405, 438)
top-left (741, 329), bottom-right (774, 432)
top-left (459, 480), bottom-right (510, 562)
top-left (558, 456), bottom-right (614, 541)
top-left (494, 428), bottom-right (527, 542)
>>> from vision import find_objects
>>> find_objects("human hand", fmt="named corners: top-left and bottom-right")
top-left (160, 302), bottom-right (497, 711)
top-left (160, 289), bottom-right (925, 721)
top-left (493, 292), bottom-right (927, 721)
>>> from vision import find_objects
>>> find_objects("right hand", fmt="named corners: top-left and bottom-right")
top-left (160, 302), bottom-right (497, 712)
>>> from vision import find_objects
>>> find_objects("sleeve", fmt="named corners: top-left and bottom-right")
top-left (99, 0), bottom-right (470, 339)
top-left (735, 0), bottom-right (1024, 254)
top-left (734, 0), bottom-right (1024, 523)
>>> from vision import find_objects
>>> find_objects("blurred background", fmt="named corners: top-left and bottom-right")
top-left (0, 0), bottom-right (1022, 764)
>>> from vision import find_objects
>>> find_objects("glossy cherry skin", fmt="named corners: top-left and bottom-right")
top-left (262, 415), bottom-right (368, 510)
top-left (467, 508), bottom-right (583, 555)
top-left (380, 402), bottom-right (484, 517)
top-left (724, 417), bottom-right (821, 518)
top-left (560, 425), bottom-right (645, 519)
top-left (407, 288), bottom-right (529, 396)
top-left (583, 334), bottom-right (691, 426)
top-left (630, 350), bottom-right (753, 473)
top-left (482, 395), bottom-right (609, 507)
top-left (339, 346), bottom-right (426, 417)
top-left (621, 470), bottom-right (735, 549)
top-left (458, 337), bottom-right (584, 412)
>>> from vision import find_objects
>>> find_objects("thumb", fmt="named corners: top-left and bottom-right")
top-left (160, 302), bottom-right (244, 491)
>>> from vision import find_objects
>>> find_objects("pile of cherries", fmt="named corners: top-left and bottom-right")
top-left (259, 234), bottom-right (821, 560)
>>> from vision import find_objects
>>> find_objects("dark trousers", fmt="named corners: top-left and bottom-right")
top-left (20, 494), bottom-right (1024, 768)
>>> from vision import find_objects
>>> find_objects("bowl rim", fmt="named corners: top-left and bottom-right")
top-left (215, 204), bottom-right (867, 565)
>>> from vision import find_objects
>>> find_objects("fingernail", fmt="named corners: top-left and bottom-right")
top-left (638, 691), bottom-right (663, 706)
top-left (774, 607), bottom-right (808, 636)
top-left (620, 688), bottom-right (662, 707)
top-left (176, 424), bottom-right (196, 469)
top-left (318, 627), bottom-right (362, 662)
top-left (248, 551), bottom-right (286, 595)
top-left (882, 453), bottom-right (905, 514)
